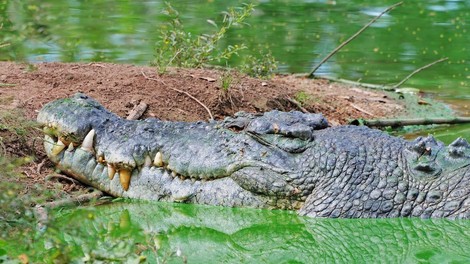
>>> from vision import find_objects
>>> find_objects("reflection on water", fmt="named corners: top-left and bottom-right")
top-left (9, 201), bottom-right (470, 263)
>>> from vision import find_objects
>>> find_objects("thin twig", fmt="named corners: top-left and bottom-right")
top-left (286, 97), bottom-right (309, 113)
top-left (350, 103), bottom-right (374, 117)
top-left (170, 87), bottom-right (214, 120)
top-left (308, 1), bottom-right (403, 77)
top-left (393, 57), bottom-right (448, 88)
top-left (45, 173), bottom-right (81, 185)
top-left (36, 158), bottom-right (47, 175)
top-left (141, 69), bottom-right (167, 85)
top-left (141, 70), bottom-right (214, 121)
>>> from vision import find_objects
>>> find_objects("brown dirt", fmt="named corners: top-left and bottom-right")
top-left (0, 61), bottom-right (404, 200)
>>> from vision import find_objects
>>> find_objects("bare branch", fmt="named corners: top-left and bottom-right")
top-left (393, 57), bottom-right (448, 88)
top-left (308, 1), bottom-right (403, 77)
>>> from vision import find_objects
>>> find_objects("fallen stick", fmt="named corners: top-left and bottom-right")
top-left (45, 173), bottom-right (82, 185)
top-left (126, 101), bottom-right (148, 120)
top-left (350, 103), bottom-right (374, 117)
top-left (308, 2), bottom-right (403, 77)
top-left (393, 57), bottom-right (448, 88)
top-left (287, 97), bottom-right (309, 113)
top-left (350, 116), bottom-right (470, 128)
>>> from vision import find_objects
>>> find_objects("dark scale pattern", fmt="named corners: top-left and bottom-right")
top-left (299, 126), bottom-right (410, 218)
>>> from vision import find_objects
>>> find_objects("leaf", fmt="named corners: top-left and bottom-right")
top-left (206, 19), bottom-right (218, 28)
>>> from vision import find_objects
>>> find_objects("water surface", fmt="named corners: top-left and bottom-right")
top-left (5, 201), bottom-right (470, 263)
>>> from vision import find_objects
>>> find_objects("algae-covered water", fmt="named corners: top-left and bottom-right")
top-left (2, 1), bottom-right (470, 262)
top-left (4, 201), bottom-right (470, 263)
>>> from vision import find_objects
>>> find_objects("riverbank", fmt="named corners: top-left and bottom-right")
top-left (0, 61), bottom-right (444, 200)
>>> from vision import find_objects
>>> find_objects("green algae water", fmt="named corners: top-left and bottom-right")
top-left (3, 201), bottom-right (470, 263)
top-left (2, 1), bottom-right (470, 262)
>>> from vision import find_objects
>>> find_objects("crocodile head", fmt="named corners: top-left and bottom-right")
top-left (37, 93), bottom-right (328, 209)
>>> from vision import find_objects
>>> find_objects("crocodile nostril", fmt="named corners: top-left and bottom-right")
top-left (414, 163), bottom-right (437, 173)
top-left (448, 148), bottom-right (465, 158)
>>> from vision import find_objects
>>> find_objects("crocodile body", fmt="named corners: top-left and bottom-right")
top-left (37, 93), bottom-right (470, 218)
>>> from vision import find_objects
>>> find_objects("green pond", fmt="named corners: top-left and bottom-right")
top-left (2, 0), bottom-right (470, 262)
top-left (4, 201), bottom-right (470, 263)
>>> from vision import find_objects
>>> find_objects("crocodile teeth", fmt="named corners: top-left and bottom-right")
top-left (51, 139), bottom-right (66, 156)
top-left (119, 169), bottom-right (131, 191)
top-left (153, 152), bottom-right (163, 167)
top-left (97, 155), bottom-right (105, 163)
top-left (81, 129), bottom-right (95, 153)
top-left (67, 142), bottom-right (75, 152)
top-left (144, 155), bottom-right (152, 167)
top-left (107, 164), bottom-right (116, 180)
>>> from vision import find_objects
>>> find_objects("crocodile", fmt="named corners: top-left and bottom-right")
top-left (37, 93), bottom-right (470, 218)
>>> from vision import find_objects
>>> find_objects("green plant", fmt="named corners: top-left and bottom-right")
top-left (220, 70), bottom-right (234, 91)
top-left (0, 24), bottom-right (9, 49)
top-left (294, 91), bottom-right (311, 106)
top-left (153, 3), bottom-right (254, 73)
top-left (240, 50), bottom-right (278, 78)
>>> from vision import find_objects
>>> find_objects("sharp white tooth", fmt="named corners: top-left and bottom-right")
top-left (67, 142), bottom-right (74, 152)
top-left (172, 171), bottom-right (177, 177)
top-left (107, 164), bottom-right (116, 180)
top-left (153, 152), bottom-right (163, 167)
top-left (51, 139), bottom-right (66, 156)
top-left (144, 155), bottom-right (152, 167)
top-left (119, 169), bottom-right (132, 191)
top-left (81, 129), bottom-right (95, 153)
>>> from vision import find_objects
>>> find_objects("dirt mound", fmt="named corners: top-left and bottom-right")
top-left (0, 62), bottom-right (402, 124)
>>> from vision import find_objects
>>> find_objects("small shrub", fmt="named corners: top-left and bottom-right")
top-left (240, 50), bottom-right (278, 78)
top-left (153, 3), bottom-right (278, 78)
top-left (220, 70), bottom-right (234, 92)
top-left (294, 91), bottom-right (311, 106)
top-left (153, 3), bottom-right (254, 72)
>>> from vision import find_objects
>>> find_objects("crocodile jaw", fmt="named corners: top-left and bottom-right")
top-left (43, 134), bottom-right (303, 210)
